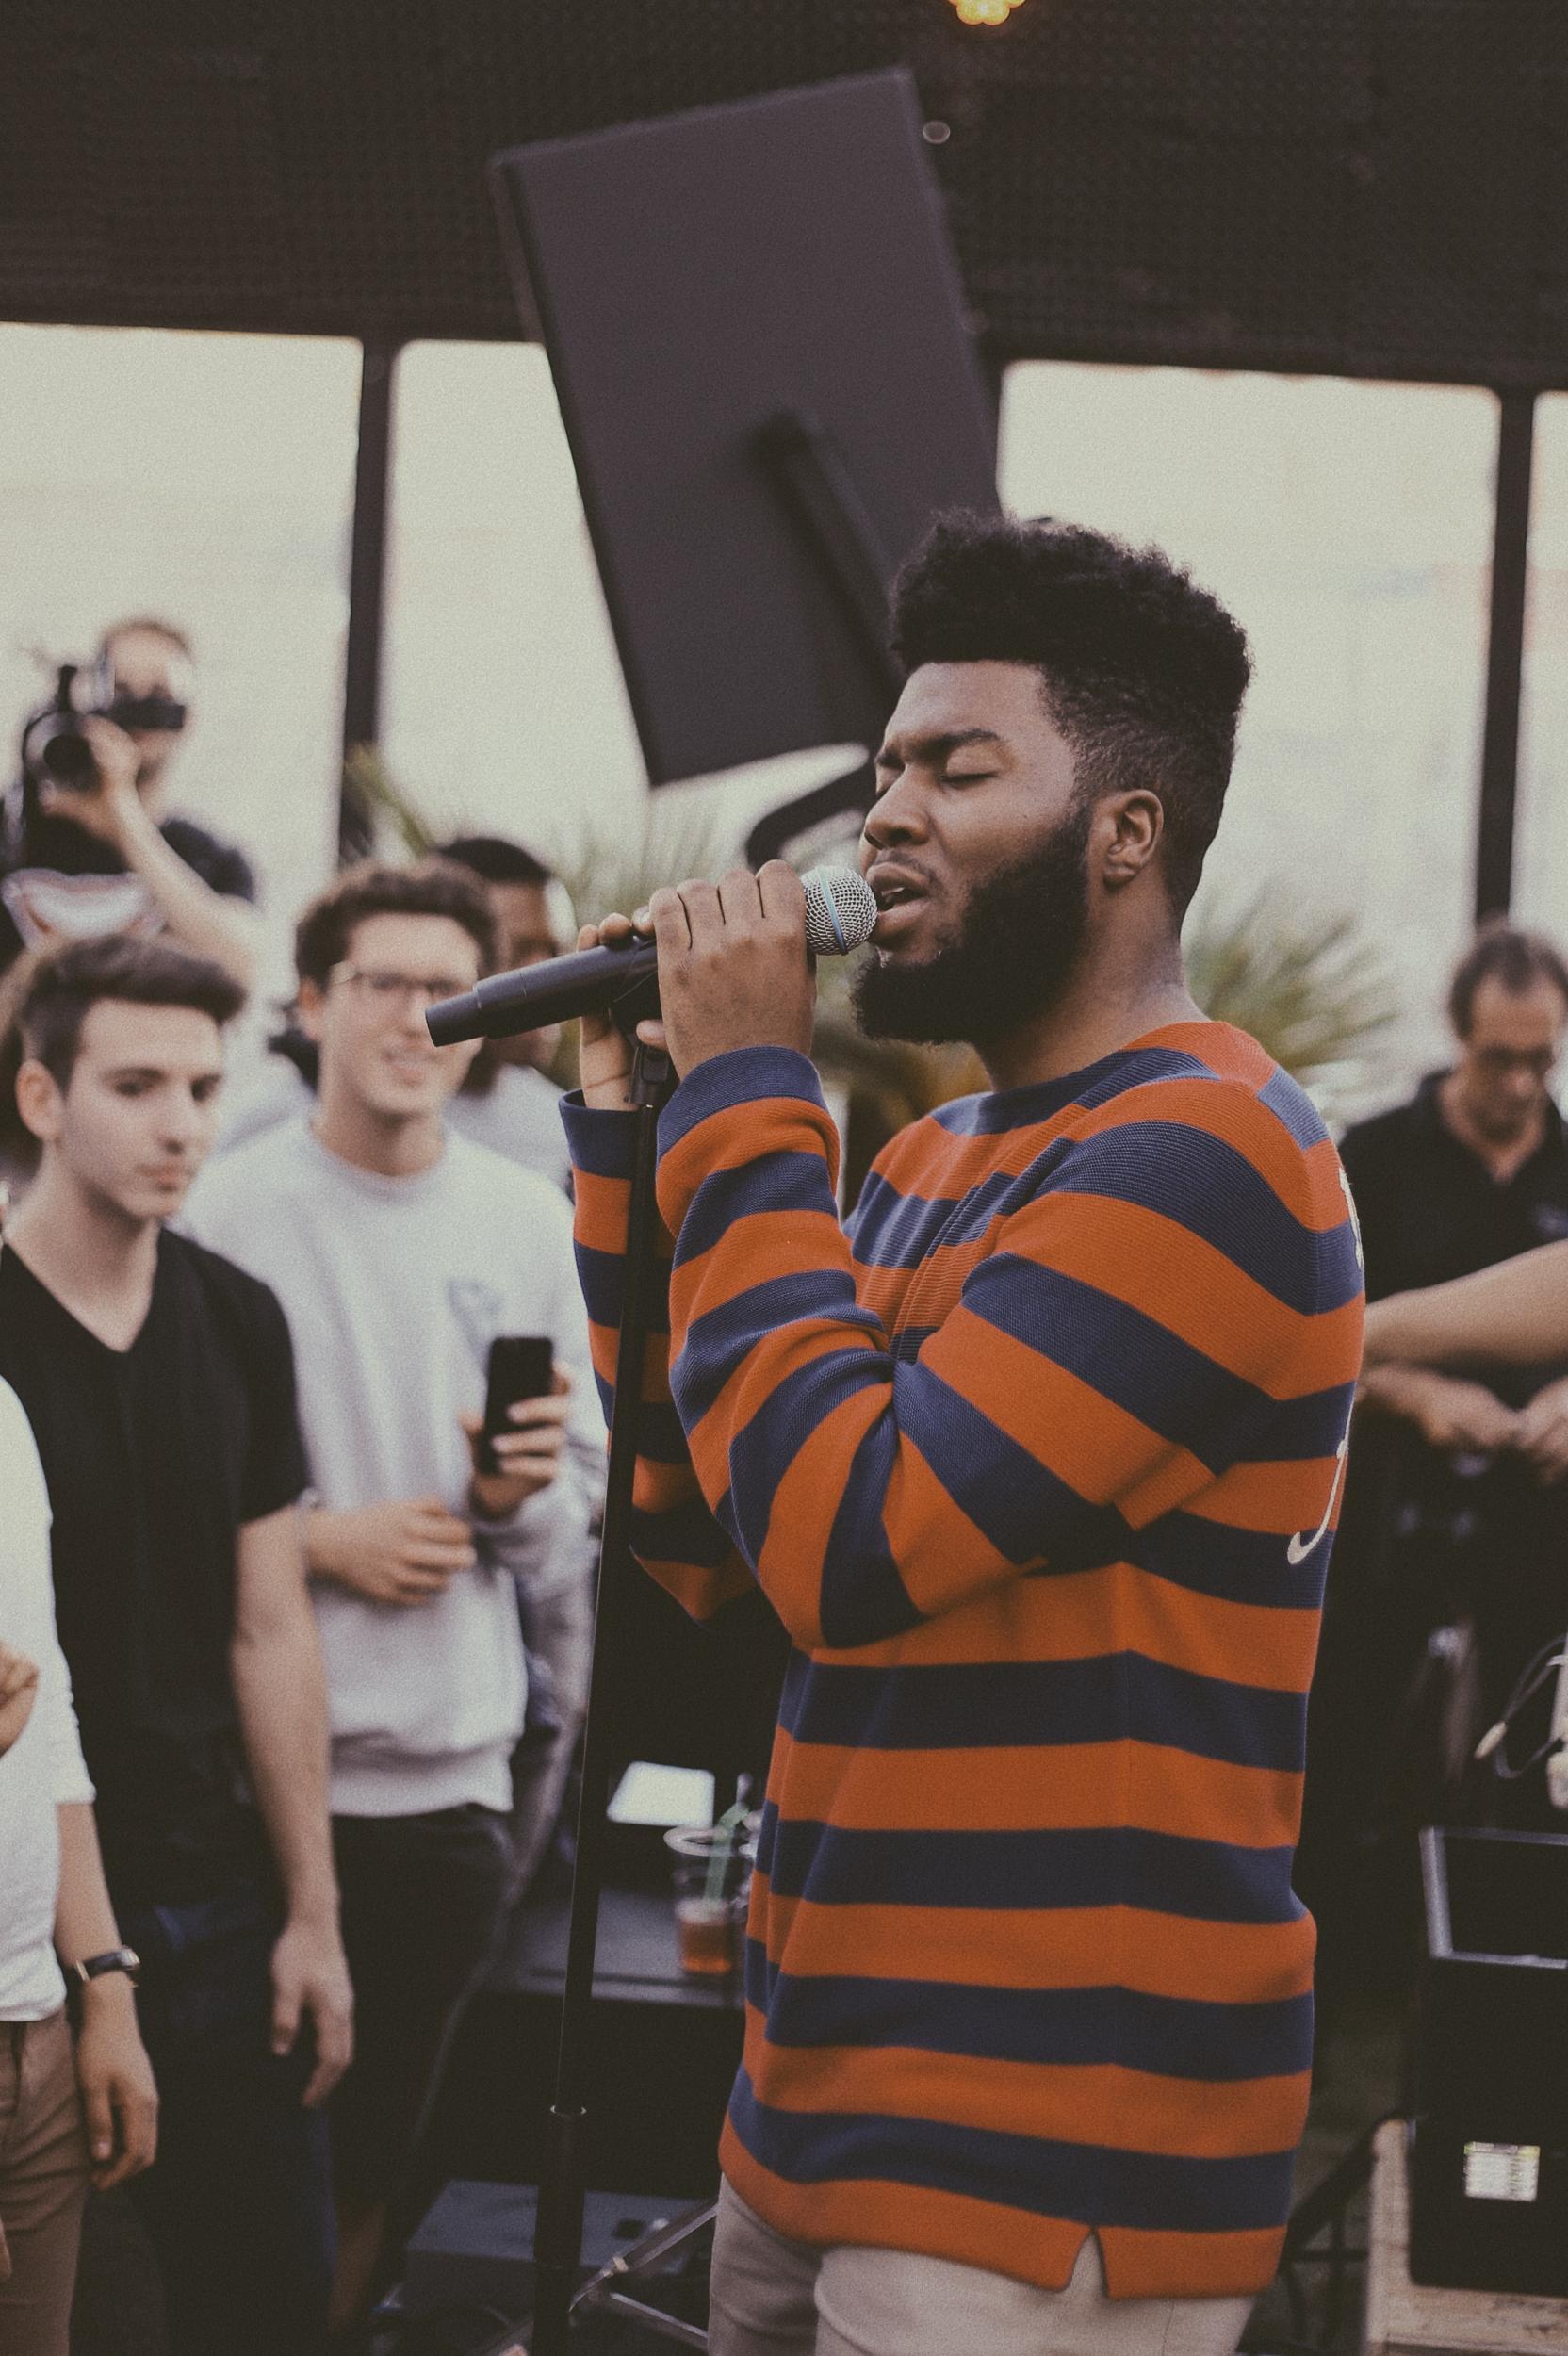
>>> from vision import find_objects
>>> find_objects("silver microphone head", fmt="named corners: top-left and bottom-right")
top-left (800, 865), bottom-right (878, 957)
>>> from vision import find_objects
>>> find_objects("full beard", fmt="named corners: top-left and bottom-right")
top-left (852, 798), bottom-right (1093, 1050)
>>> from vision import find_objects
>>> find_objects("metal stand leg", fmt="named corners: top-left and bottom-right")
top-left (530, 1041), bottom-right (674, 2356)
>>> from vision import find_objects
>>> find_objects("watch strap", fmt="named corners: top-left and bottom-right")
top-left (70, 1947), bottom-right (139, 1988)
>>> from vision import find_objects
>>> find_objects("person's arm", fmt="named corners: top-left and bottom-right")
top-left (1362, 1239), bottom-right (1568, 1369)
top-left (39, 716), bottom-right (259, 988)
top-left (461, 1186), bottom-right (609, 1592)
top-left (1355, 1361), bottom-right (1520, 1453)
top-left (0, 1639), bottom-right (39, 1753)
top-left (54, 1804), bottom-right (158, 2186)
top-left (230, 1504), bottom-right (352, 2105)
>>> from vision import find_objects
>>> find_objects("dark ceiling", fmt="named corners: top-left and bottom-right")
top-left (5, 0), bottom-right (1567, 387)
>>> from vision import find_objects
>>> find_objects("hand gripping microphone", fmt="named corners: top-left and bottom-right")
top-left (426, 865), bottom-right (878, 1046)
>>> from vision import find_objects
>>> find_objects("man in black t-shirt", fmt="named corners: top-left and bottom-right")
top-left (2, 617), bottom-right (258, 988)
top-left (0, 934), bottom-right (351, 2356)
top-left (1336, 924), bottom-right (1568, 1742)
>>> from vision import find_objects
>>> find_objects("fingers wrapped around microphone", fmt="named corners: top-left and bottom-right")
top-left (649, 863), bottom-right (815, 1076)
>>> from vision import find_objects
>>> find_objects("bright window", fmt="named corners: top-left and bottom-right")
top-left (0, 323), bottom-right (361, 1013)
top-left (1000, 364), bottom-right (1497, 1095)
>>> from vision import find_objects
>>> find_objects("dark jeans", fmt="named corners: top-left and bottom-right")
top-left (329, 1806), bottom-right (511, 2215)
top-left (84, 1881), bottom-right (334, 2356)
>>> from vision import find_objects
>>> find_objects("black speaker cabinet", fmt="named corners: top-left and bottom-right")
top-left (1409, 1826), bottom-right (1568, 2297)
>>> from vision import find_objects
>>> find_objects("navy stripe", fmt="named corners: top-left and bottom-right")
top-left (818, 1414), bottom-right (923, 1647)
top-left (561, 1097), bottom-right (640, 1179)
top-left (629, 1492), bottom-right (737, 1571)
top-left (968, 1259), bottom-right (1357, 1468)
top-left (728, 2070), bottom-right (1298, 2233)
top-left (632, 1399), bottom-right (689, 1464)
top-left (1254, 1383), bottom-right (1358, 1464)
top-left (759, 1812), bottom-right (1303, 1923)
top-left (659, 1046), bottom-right (825, 1154)
top-left (1054, 1120), bottom-right (1362, 1315)
top-left (966, 1261), bottom-right (1272, 1468)
top-left (931, 1047), bottom-right (1217, 1138)
top-left (895, 1358), bottom-right (1129, 1566)
top-left (675, 1270), bottom-right (885, 1429)
top-left (724, 1346), bottom-right (890, 1563)
top-left (1128, 1512), bottom-right (1331, 1611)
top-left (745, 1950), bottom-right (1315, 2082)
top-left (779, 1653), bottom-right (1307, 1771)
top-left (673, 1149), bottom-right (838, 1269)
top-left (574, 1239), bottom-right (670, 1336)
top-left (851, 1169), bottom-right (1017, 1271)
top-left (1259, 1065), bottom-right (1329, 1151)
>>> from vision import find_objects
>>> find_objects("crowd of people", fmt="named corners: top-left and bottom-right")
top-left (0, 619), bottom-right (604, 2355)
top-left (2, 537), bottom-right (1567, 2356)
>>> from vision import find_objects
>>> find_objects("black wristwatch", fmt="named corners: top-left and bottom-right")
top-left (68, 1947), bottom-right (140, 1990)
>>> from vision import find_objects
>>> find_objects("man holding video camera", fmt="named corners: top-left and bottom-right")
top-left (2, 618), bottom-right (258, 988)
top-left (182, 857), bottom-right (604, 2331)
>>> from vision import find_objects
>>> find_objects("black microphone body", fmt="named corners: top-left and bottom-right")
top-left (427, 866), bottom-right (878, 1046)
top-left (428, 934), bottom-right (658, 1044)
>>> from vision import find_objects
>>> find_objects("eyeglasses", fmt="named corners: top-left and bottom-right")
top-left (330, 963), bottom-right (474, 1009)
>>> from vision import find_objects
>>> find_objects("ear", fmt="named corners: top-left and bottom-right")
top-left (14, 1057), bottom-right (65, 1148)
top-left (1100, 788), bottom-right (1165, 892)
top-left (295, 977), bottom-right (328, 1045)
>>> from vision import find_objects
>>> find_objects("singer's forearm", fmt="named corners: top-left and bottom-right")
top-left (564, 1092), bottom-right (750, 1622)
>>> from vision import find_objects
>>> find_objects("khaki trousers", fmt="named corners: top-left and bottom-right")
top-left (709, 2181), bottom-right (1255, 2356)
top-left (0, 2007), bottom-right (90, 2356)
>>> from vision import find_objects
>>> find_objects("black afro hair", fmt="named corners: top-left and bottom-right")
top-left (890, 513), bottom-right (1252, 912)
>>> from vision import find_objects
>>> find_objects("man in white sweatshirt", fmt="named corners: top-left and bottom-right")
top-left (183, 859), bottom-right (605, 2330)
top-left (0, 1376), bottom-right (157, 2356)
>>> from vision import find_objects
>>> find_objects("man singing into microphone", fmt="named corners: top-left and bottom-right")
top-left (566, 515), bottom-right (1364, 2356)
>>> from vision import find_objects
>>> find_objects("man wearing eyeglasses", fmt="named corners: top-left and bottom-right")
top-left (1310, 924), bottom-right (1568, 1972)
top-left (182, 859), bottom-right (605, 2332)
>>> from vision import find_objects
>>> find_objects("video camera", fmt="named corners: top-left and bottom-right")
top-left (19, 656), bottom-right (188, 793)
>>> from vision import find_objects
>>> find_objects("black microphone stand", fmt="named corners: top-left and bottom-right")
top-left (529, 1034), bottom-right (675, 2356)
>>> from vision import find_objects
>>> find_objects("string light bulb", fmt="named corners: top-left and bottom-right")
top-left (953, 0), bottom-right (1023, 23)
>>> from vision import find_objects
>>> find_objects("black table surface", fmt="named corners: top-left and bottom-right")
top-left (489, 1884), bottom-right (744, 2012)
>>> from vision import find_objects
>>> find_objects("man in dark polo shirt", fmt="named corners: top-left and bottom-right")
top-left (0, 934), bottom-right (351, 2356)
top-left (1339, 922), bottom-right (1568, 1718)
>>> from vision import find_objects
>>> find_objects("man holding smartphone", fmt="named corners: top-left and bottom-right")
top-left (183, 859), bottom-right (605, 2331)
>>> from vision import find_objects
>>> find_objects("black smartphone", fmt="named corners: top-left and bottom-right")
top-left (477, 1334), bottom-right (555, 1475)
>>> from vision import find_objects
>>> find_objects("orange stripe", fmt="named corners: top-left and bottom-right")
top-left (858, 1260), bottom-right (923, 1329)
top-left (791, 1559), bottom-right (1314, 1673)
top-left (1097, 2222), bottom-right (1287, 2299)
top-left (1065, 1079), bottom-right (1343, 1232)
top-left (1114, 1567), bottom-right (1320, 1693)
top-left (719, 2131), bottom-right (1287, 2298)
top-left (748, 1387), bottom-right (889, 1644)
top-left (669, 1205), bottom-right (850, 1325)
top-left (639, 1554), bottom-right (751, 1620)
top-left (572, 1166), bottom-right (632, 1254)
top-left (720, 2128), bottom-right (1093, 2291)
top-left (757, 1883), bottom-right (1317, 2004)
top-left (882, 1434), bottom-right (1018, 1619)
top-left (748, 2029), bottom-right (1309, 2160)
top-left (995, 1190), bottom-right (1364, 1395)
top-left (1195, 1456), bottom-right (1347, 1537)
top-left (935, 1309), bottom-right (1212, 1512)
top-left (658, 1092), bottom-right (840, 1205)
top-left (771, 1731), bottom-right (1303, 1848)
top-left (684, 1320), bottom-right (877, 1504)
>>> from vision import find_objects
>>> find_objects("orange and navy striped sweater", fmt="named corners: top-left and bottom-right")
top-left (564, 1020), bottom-right (1364, 2300)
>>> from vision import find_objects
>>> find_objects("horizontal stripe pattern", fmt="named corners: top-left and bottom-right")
top-left (564, 1021), bottom-right (1363, 2295)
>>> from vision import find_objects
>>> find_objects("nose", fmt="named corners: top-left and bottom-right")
top-left (861, 772), bottom-right (930, 856)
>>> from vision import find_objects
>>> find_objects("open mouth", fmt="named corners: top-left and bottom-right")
top-left (868, 869), bottom-right (931, 912)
